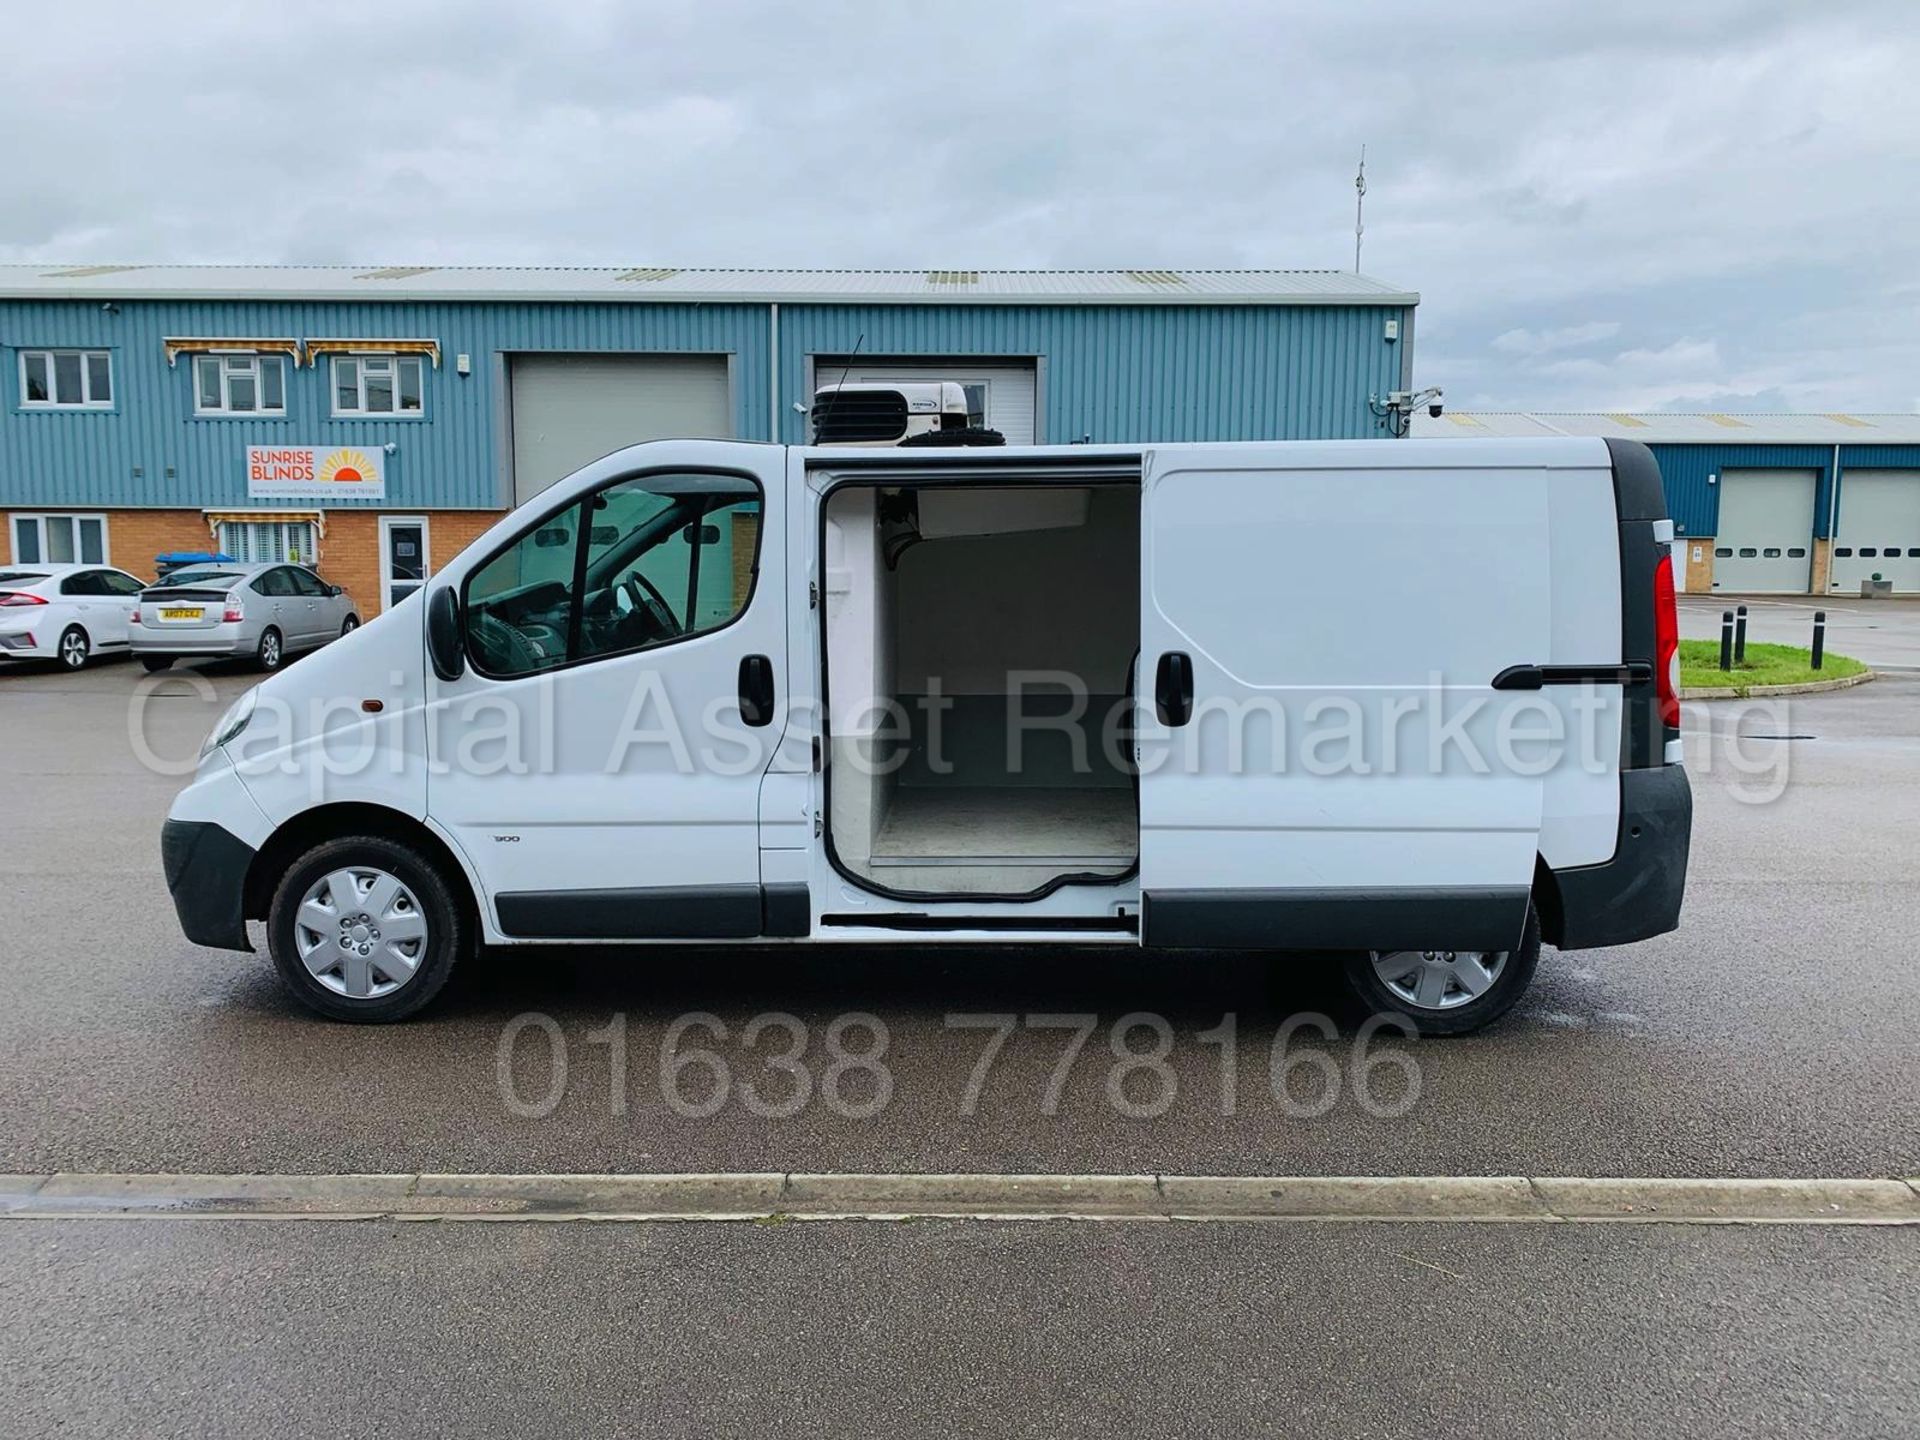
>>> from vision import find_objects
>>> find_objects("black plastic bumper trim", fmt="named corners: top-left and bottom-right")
top-left (160, 818), bottom-right (256, 953)
top-left (761, 883), bottom-right (811, 938)
top-left (496, 884), bottom-right (775, 941)
top-left (1546, 763), bottom-right (1692, 950)
top-left (1142, 887), bottom-right (1529, 952)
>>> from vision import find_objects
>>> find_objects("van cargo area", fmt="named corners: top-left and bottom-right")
top-left (822, 481), bottom-right (1140, 898)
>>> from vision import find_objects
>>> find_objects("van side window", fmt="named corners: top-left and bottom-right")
top-left (463, 471), bottom-right (763, 678)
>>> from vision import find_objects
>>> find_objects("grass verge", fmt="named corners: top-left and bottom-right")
top-left (1679, 639), bottom-right (1866, 691)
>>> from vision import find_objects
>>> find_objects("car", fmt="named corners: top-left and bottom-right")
top-left (161, 435), bottom-right (1689, 1027)
top-left (132, 562), bottom-right (359, 673)
top-left (0, 563), bottom-right (150, 669)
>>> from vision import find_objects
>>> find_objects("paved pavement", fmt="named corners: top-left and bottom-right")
top-left (2, 649), bottom-right (1916, 1434)
top-left (2, 1219), bottom-right (1914, 1438)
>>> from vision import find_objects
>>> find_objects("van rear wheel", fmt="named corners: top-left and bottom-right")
top-left (1341, 906), bottom-right (1541, 1037)
top-left (266, 834), bottom-right (468, 1022)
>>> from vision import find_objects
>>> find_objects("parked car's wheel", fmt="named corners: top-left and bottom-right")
top-left (1341, 906), bottom-right (1541, 1037)
top-left (340, 614), bottom-right (360, 637)
top-left (267, 834), bottom-right (468, 1022)
top-left (57, 626), bottom-right (90, 670)
top-left (140, 656), bottom-right (175, 673)
top-left (256, 627), bottom-right (284, 672)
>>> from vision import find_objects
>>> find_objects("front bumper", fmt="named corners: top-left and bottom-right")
top-left (161, 818), bottom-right (258, 952)
top-left (1546, 764), bottom-right (1693, 950)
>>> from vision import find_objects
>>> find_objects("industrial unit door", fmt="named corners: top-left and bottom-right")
top-left (814, 360), bottom-right (1038, 444)
top-left (1712, 469), bottom-right (1816, 594)
top-left (509, 354), bottom-right (731, 504)
top-left (1831, 472), bottom-right (1920, 594)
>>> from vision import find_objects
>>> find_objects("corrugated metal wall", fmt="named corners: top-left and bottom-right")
top-left (1649, 443), bottom-right (1920, 538)
top-left (0, 297), bottom-right (1407, 510)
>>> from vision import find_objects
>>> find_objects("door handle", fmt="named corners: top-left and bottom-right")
top-left (738, 654), bottom-right (775, 727)
top-left (1155, 651), bottom-right (1193, 727)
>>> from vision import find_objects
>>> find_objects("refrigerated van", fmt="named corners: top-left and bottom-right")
top-left (162, 437), bottom-right (1691, 1032)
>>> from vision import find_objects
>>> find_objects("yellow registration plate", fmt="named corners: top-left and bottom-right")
top-left (159, 607), bottom-right (203, 621)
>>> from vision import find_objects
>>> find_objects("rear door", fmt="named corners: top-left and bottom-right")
top-left (1136, 442), bottom-right (1556, 953)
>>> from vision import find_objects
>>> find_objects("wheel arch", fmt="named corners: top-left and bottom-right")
top-left (1532, 853), bottom-right (1565, 949)
top-left (244, 802), bottom-right (479, 929)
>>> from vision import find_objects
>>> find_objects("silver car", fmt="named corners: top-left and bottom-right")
top-left (132, 563), bottom-right (360, 672)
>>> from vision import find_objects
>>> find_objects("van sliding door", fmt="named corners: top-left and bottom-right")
top-left (1136, 444), bottom-right (1555, 953)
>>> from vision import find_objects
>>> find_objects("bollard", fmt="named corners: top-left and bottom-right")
top-left (1812, 610), bottom-right (1826, 671)
top-left (1720, 610), bottom-right (1734, 671)
top-left (1734, 604), bottom-right (1748, 665)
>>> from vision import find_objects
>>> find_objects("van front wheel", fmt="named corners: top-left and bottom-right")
top-left (266, 834), bottom-right (468, 1022)
top-left (1341, 907), bottom-right (1541, 1037)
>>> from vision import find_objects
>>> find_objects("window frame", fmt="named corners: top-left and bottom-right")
top-left (330, 353), bottom-right (426, 418)
top-left (458, 466), bottom-right (765, 682)
top-left (11, 513), bottom-right (110, 565)
top-left (19, 349), bottom-right (113, 410)
top-left (379, 514), bottom-right (433, 612)
top-left (193, 352), bottom-right (288, 417)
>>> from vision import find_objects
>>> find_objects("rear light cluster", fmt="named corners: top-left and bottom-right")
top-left (0, 592), bottom-right (48, 607)
top-left (223, 603), bottom-right (245, 623)
top-left (1653, 553), bottom-right (1681, 730)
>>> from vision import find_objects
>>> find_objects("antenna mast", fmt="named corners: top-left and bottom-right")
top-left (1354, 145), bottom-right (1367, 273)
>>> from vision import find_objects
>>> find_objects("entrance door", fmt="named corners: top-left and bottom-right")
top-left (424, 441), bottom-right (785, 940)
top-left (1136, 443), bottom-right (1555, 952)
top-left (379, 516), bottom-right (431, 610)
top-left (1712, 470), bottom-right (1815, 593)
top-left (1831, 471), bottom-right (1920, 594)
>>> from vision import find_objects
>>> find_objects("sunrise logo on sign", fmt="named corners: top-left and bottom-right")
top-left (246, 444), bottom-right (386, 501)
top-left (318, 448), bottom-right (376, 486)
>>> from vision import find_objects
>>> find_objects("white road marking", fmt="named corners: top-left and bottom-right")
top-left (2, 1173), bottom-right (1916, 1225)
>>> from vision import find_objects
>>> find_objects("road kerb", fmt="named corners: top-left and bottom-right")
top-left (1529, 1177), bottom-right (1920, 1223)
top-left (1160, 1175), bottom-right (1545, 1219)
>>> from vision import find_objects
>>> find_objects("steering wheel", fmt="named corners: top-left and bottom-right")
top-left (621, 573), bottom-right (682, 640)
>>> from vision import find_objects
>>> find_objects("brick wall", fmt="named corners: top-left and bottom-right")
top-left (2, 507), bottom-right (503, 615)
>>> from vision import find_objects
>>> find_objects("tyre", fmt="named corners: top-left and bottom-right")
top-left (57, 626), bottom-right (90, 670)
top-left (341, 614), bottom-right (360, 637)
top-left (1341, 906), bottom-right (1541, 1037)
top-left (256, 626), bottom-right (283, 672)
top-left (140, 655), bottom-right (175, 673)
top-left (266, 834), bottom-right (470, 1022)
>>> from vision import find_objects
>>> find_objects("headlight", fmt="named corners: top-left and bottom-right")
top-left (201, 688), bottom-right (258, 758)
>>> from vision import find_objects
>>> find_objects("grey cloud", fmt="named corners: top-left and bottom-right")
top-left (2, 0), bottom-right (1915, 410)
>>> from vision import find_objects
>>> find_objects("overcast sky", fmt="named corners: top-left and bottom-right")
top-left (4, 0), bottom-right (1914, 413)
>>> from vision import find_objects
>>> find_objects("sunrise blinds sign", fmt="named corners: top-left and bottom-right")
top-left (246, 445), bottom-right (386, 501)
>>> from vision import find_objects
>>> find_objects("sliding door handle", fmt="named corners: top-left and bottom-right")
top-left (738, 654), bottom-right (775, 727)
top-left (1155, 651), bottom-right (1194, 727)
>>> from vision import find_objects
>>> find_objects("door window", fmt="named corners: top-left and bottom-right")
top-left (255, 568), bottom-right (295, 597)
top-left (286, 567), bottom-right (327, 597)
top-left (463, 471), bottom-right (762, 678)
top-left (383, 521), bottom-right (429, 607)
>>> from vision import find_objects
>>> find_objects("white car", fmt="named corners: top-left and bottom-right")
top-left (0, 563), bottom-right (150, 669)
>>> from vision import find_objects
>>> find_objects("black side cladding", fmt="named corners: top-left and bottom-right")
top-left (1606, 438), bottom-right (1671, 770)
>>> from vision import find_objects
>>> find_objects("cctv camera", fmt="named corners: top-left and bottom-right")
top-left (1428, 401), bottom-right (1444, 418)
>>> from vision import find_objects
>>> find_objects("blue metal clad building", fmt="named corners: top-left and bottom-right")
top-left (1415, 411), bottom-right (1920, 596)
top-left (1, 265), bottom-right (1416, 511)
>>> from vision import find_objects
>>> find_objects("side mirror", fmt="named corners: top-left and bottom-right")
top-left (326, 584), bottom-right (343, 597)
top-left (426, 586), bottom-right (465, 681)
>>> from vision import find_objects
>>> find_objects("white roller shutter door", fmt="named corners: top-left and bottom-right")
top-left (510, 355), bottom-right (730, 504)
top-left (1831, 471), bottom-right (1920, 594)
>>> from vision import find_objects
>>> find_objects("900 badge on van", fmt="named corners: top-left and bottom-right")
top-left (161, 436), bottom-right (1689, 1033)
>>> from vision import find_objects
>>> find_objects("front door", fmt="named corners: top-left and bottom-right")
top-left (424, 442), bottom-right (785, 940)
top-left (1136, 444), bottom-right (1554, 952)
top-left (380, 516), bottom-right (430, 610)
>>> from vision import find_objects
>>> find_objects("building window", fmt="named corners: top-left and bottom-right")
top-left (216, 518), bottom-right (318, 566)
top-left (12, 514), bottom-right (108, 565)
top-left (332, 355), bottom-right (424, 416)
top-left (195, 354), bottom-right (287, 415)
top-left (20, 350), bottom-right (112, 408)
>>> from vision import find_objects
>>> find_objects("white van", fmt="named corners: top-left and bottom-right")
top-left (161, 437), bottom-right (1690, 1033)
